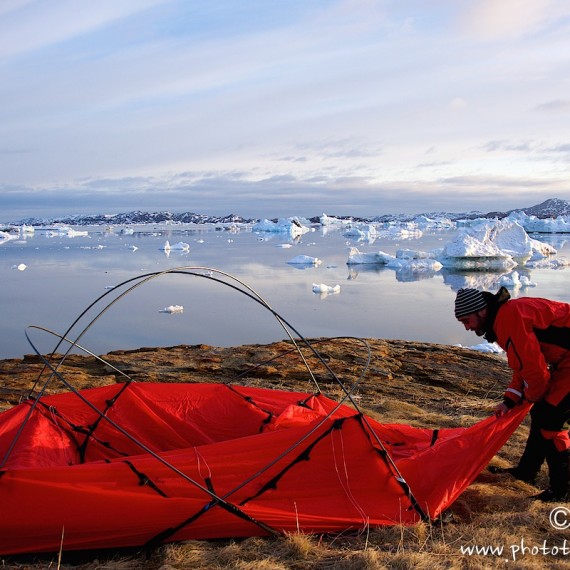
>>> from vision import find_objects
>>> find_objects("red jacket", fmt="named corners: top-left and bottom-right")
top-left (491, 295), bottom-right (570, 406)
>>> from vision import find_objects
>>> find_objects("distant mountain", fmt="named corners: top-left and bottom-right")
top-left (492, 198), bottom-right (570, 219)
top-left (15, 211), bottom-right (255, 227)
top-left (10, 198), bottom-right (570, 227)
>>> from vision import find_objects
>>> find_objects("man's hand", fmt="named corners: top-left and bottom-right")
top-left (494, 402), bottom-right (510, 417)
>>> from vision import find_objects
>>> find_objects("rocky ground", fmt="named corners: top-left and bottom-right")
top-left (0, 337), bottom-right (511, 427)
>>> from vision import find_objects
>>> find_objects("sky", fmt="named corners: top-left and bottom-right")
top-left (1, 0), bottom-right (570, 221)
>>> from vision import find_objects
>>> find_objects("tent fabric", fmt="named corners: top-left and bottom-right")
top-left (0, 382), bottom-right (529, 555)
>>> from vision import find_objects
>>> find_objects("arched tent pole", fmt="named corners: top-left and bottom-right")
top-left (25, 266), bottom-right (323, 398)
top-left (2, 337), bottom-right (281, 537)
top-left (7, 268), bottom-right (429, 524)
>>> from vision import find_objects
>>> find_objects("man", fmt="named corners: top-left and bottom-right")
top-left (455, 286), bottom-right (570, 502)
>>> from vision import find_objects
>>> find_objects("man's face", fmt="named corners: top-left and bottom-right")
top-left (457, 308), bottom-right (488, 336)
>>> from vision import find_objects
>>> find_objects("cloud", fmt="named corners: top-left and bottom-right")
top-left (534, 100), bottom-right (570, 114)
top-left (1, 1), bottom-right (570, 220)
top-left (459, 0), bottom-right (555, 41)
top-left (2, 169), bottom-right (569, 223)
top-left (0, 0), bottom-right (168, 59)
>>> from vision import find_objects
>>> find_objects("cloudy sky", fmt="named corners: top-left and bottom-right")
top-left (1, 0), bottom-right (570, 220)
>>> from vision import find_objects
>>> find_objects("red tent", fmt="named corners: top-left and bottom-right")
top-left (0, 381), bottom-right (528, 555)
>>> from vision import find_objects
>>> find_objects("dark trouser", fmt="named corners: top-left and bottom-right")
top-left (516, 394), bottom-right (570, 496)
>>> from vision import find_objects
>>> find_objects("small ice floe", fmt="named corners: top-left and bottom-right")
top-left (12, 263), bottom-right (27, 271)
top-left (343, 224), bottom-right (378, 241)
top-left (104, 285), bottom-right (115, 290)
top-left (46, 227), bottom-right (89, 238)
top-left (528, 238), bottom-right (556, 261)
top-left (497, 271), bottom-right (536, 291)
top-left (159, 305), bottom-right (184, 314)
top-left (456, 342), bottom-right (504, 354)
top-left (312, 283), bottom-right (340, 296)
top-left (287, 255), bottom-right (322, 266)
top-left (253, 217), bottom-right (310, 237)
top-left (126, 244), bottom-right (138, 252)
top-left (320, 214), bottom-right (352, 228)
top-left (0, 231), bottom-right (18, 243)
top-left (527, 257), bottom-right (570, 269)
top-left (385, 249), bottom-right (443, 272)
top-left (384, 225), bottom-right (423, 240)
top-left (276, 244), bottom-right (293, 248)
top-left (346, 247), bottom-right (394, 265)
top-left (160, 240), bottom-right (190, 252)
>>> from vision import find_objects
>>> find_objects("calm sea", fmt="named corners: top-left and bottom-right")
top-left (1, 223), bottom-right (569, 360)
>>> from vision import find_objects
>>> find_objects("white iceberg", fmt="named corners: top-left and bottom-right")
top-left (160, 240), bottom-right (190, 252)
top-left (526, 257), bottom-right (570, 269)
top-left (437, 219), bottom-right (561, 269)
top-left (45, 226), bottom-right (89, 238)
top-left (253, 217), bottom-right (310, 237)
top-left (312, 283), bottom-right (340, 295)
top-left (456, 342), bottom-right (504, 354)
top-left (437, 230), bottom-right (516, 270)
top-left (346, 247), bottom-right (394, 265)
top-left (384, 249), bottom-right (443, 272)
top-left (159, 305), bottom-right (184, 314)
top-left (0, 231), bottom-right (18, 243)
top-left (497, 271), bottom-right (536, 291)
top-left (287, 255), bottom-right (322, 266)
top-left (413, 215), bottom-right (455, 231)
top-left (508, 211), bottom-right (570, 233)
top-left (528, 237), bottom-right (557, 261)
top-left (387, 258), bottom-right (443, 272)
top-left (343, 224), bottom-right (378, 239)
top-left (320, 214), bottom-right (350, 226)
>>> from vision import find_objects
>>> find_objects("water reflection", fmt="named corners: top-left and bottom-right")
top-left (0, 225), bottom-right (568, 359)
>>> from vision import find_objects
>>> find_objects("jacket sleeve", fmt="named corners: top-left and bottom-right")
top-left (494, 302), bottom-right (551, 402)
top-left (502, 372), bottom-right (524, 408)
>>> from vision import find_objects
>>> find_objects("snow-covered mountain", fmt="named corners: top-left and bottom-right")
top-left (8, 198), bottom-right (570, 227)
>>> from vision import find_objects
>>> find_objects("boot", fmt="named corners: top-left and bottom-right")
top-left (544, 447), bottom-right (570, 501)
top-left (488, 465), bottom-right (536, 484)
top-left (532, 488), bottom-right (568, 502)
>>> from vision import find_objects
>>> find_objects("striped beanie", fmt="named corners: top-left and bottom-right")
top-left (454, 288), bottom-right (487, 318)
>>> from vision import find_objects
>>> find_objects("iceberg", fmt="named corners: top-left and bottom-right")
top-left (437, 223), bottom-right (518, 270)
top-left (160, 240), bottom-right (190, 252)
top-left (253, 217), bottom-right (310, 237)
top-left (436, 219), bottom-right (559, 270)
top-left (312, 283), bottom-right (340, 295)
top-left (0, 231), bottom-right (18, 243)
top-left (508, 211), bottom-right (570, 233)
top-left (346, 247), bottom-right (394, 265)
top-left (497, 271), bottom-right (536, 291)
top-left (287, 255), bottom-right (322, 266)
top-left (159, 305), bottom-right (184, 314)
top-left (45, 226), bottom-right (89, 238)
